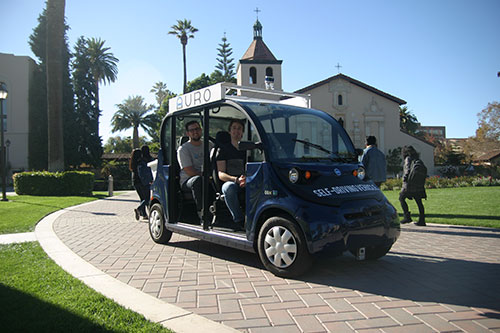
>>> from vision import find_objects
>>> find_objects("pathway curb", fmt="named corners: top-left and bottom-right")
top-left (35, 196), bottom-right (239, 333)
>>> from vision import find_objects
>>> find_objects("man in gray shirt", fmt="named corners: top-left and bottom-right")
top-left (177, 121), bottom-right (206, 216)
top-left (361, 136), bottom-right (387, 187)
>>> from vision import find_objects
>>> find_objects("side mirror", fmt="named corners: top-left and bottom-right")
top-left (238, 141), bottom-right (263, 151)
top-left (355, 148), bottom-right (364, 156)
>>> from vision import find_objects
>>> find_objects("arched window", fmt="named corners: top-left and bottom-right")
top-left (338, 94), bottom-right (343, 106)
top-left (266, 67), bottom-right (273, 77)
top-left (249, 67), bottom-right (257, 84)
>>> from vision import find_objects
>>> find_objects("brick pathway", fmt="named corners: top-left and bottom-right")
top-left (53, 192), bottom-right (500, 332)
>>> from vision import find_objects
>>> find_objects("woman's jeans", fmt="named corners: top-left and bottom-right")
top-left (222, 181), bottom-right (244, 223)
top-left (134, 181), bottom-right (150, 216)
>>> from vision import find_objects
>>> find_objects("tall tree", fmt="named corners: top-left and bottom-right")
top-left (111, 96), bottom-right (155, 149)
top-left (150, 81), bottom-right (169, 109)
top-left (46, 0), bottom-right (66, 171)
top-left (463, 102), bottom-right (500, 159)
top-left (29, 5), bottom-right (78, 170)
top-left (399, 106), bottom-right (420, 135)
top-left (72, 36), bottom-right (102, 167)
top-left (214, 34), bottom-right (236, 83)
top-left (168, 19), bottom-right (198, 94)
top-left (86, 37), bottom-right (118, 137)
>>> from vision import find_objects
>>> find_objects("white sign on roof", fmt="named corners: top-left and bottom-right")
top-left (169, 83), bottom-right (225, 113)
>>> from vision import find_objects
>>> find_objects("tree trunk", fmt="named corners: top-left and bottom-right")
top-left (46, 0), bottom-right (66, 172)
top-left (133, 125), bottom-right (139, 149)
top-left (182, 43), bottom-right (187, 94)
top-left (94, 80), bottom-right (100, 138)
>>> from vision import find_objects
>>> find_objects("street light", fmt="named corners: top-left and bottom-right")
top-left (0, 82), bottom-right (8, 201)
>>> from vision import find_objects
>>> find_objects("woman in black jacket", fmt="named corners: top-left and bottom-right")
top-left (129, 148), bottom-right (150, 220)
top-left (399, 145), bottom-right (427, 226)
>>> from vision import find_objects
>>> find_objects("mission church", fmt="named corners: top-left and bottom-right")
top-left (235, 18), bottom-right (435, 175)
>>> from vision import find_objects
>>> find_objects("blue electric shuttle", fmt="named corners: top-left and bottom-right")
top-left (148, 83), bottom-right (400, 277)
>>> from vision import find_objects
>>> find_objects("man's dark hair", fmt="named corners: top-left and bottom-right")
top-left (185, 120), bottom-right (200, 132)
top-left (228, 118), bottom-right (245, 131)
top-left (366, 136), bottom-right (377, 146)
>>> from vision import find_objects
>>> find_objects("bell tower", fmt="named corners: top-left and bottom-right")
top-left (237, 10), bottom-right (283, 94)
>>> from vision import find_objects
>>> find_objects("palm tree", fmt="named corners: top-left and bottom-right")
top-left (46, 0), bottom-right (66, 171)
top-left (111, 96), bottom-right (155, 149)
top-left (168, 19), bottom-right (198, 94)
top-left (86, 37), bottom-right (119, 136)
top-left (150, 81), bottom-right (168, 108)
top-left (399, 106), bottom-right (419, 135)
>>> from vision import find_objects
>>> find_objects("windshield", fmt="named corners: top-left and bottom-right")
top-left (243, 102), bottom-right (356, 162)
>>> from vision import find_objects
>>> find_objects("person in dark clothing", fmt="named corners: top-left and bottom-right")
top-left (141, 145), bottom-right (154, 163)
top-left (129, 148), bottom-right (151, 220)
top-left (361, 136), bottom-right (386, 187)
top-left (399, 145), bottom-right (427, 226)
top-left (216, 119), bottom-right (246, 230)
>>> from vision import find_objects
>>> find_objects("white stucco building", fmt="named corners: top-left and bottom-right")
top-left (0, 53), bottom-right (35, 181)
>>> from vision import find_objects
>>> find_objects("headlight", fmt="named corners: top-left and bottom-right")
top-left (355, 166), bottom-right (366, 180)
top-left (289, 168), bottom-right (299, 183)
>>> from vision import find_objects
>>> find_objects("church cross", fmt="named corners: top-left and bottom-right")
top-left (335, 63), bottom-right (342, 73)
top-left (254, 7), bottom-right (261, 19)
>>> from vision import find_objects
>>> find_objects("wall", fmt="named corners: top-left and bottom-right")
top-left (0, 53), bottom-right (35, 176)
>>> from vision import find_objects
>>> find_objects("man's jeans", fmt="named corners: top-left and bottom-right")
top-left (182, 176), bottom-right (202, 212)
top-left (222, 181), bottom-right (244, 223)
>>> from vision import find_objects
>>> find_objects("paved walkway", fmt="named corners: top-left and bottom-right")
top-left (14, 191), bottom-right (500, 331)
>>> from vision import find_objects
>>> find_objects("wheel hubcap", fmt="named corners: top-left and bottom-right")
top-left (264, 226), bottom-right (297, 268)
top-left (149, 209), bottom-right (162, 239)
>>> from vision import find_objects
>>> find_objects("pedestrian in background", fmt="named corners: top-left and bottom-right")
top-left (129, 148), bottom-right (152, 221)
top-left (399, 145), bottom-right (427, 226)
top-left (141, 145), bottom-right (154, 163)
top-left (361, 136), bottom-right (386, 187)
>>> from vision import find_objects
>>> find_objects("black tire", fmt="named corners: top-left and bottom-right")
top-left (257, 216), bottom-right (312, 278)
top-left (350, 244), bottom-right (393, 260)
top-left (149, 203), bottom-right (172, 244)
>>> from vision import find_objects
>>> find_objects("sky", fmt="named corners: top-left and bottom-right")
top-left (2, 0), bottom-right (499, 143)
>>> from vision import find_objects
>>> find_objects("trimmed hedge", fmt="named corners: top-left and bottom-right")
top-left (381, 175), bottom-right (500, 191)
top-left (13, 171), bottom-right (94, 196)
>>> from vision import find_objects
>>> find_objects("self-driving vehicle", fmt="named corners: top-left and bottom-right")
top-left (147, 83), bottom-right (400, 277)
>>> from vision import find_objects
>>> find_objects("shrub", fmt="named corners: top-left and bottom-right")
top-left (13, 171), bottom-right (94, 196)
top-left (380, 175), bottom-right (500, 191)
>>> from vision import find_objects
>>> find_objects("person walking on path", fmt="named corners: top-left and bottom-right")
top-left (399, 145), bottom-right (427, 226)
top-left (361, 136), bottom-right (386, 187)
top-left (130, 148), bottom-right (153, 220)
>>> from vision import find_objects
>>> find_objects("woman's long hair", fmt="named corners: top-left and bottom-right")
top-left (402, 145), bottom-right (419, 159)
top-left (141, 145), bottom-right (153, 162)
top-left (129, 149), bottom-right (142, 172)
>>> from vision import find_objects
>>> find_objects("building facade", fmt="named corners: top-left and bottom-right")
top-left (0, 53), bottom-right (35, 180)
top-left (236, 21), bottom-right (435, 175)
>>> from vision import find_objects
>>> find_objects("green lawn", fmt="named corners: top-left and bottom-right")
top-left (383, 186), bottom-right (500, 228)
top-left (0, 242), bottom-right (171, 332)
top-left (0, 193), bottom-right (108, 234)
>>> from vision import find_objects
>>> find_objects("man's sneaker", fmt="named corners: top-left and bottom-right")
top-left (134, 209), bottom-right (140, 221)
top-left (400, 213), bottom-right (412, 224)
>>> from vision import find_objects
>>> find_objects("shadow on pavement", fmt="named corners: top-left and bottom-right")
top-left (403, 226), bottom-right (500, 239)
top-left (306, 250), bottom-right (500, 314)
top-left (161, 237), bottom-right (500, 315)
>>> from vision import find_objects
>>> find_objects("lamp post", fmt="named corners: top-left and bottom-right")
top-left (0, 82), bottom-right (8, 201)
